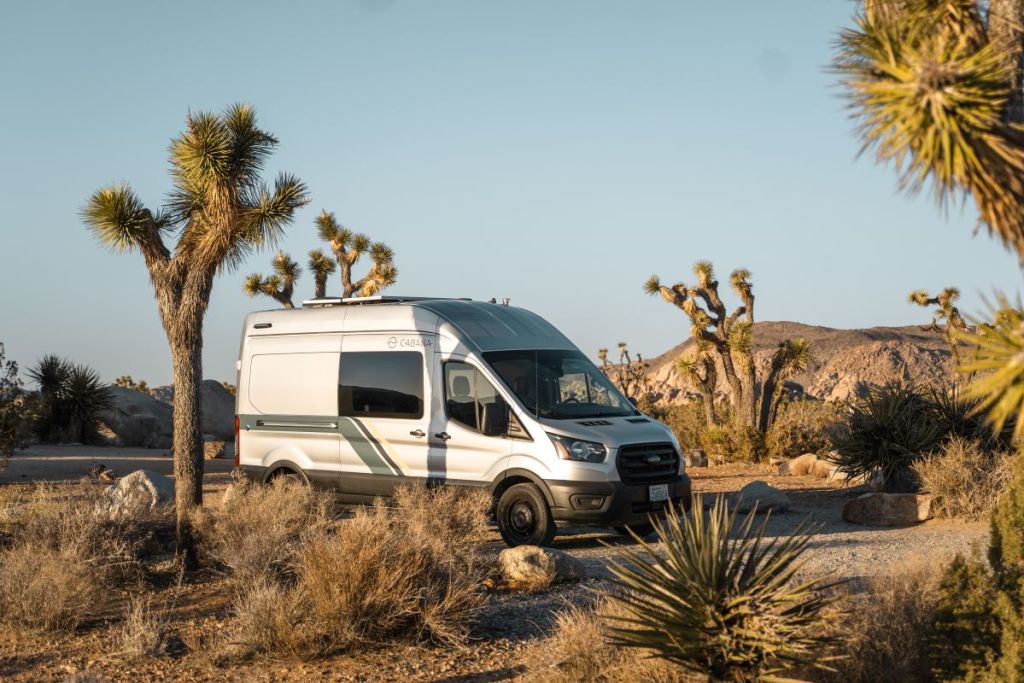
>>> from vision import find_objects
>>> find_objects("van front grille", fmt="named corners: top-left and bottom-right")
top-left (616, 442), bottom-right (680, 486)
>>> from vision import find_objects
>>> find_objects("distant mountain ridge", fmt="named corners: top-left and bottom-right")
top-left (643, 321), bottom-right (954, 404)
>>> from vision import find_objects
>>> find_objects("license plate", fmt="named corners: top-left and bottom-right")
top-left (649, 483), bottom-right (669, 502)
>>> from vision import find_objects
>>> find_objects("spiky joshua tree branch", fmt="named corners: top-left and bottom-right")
top-left (315, 210), bottom-right (398, 298)
top-left (244, 250), bottom-right (301, 308)
top-left (908, 287), bottom-right (969, 368)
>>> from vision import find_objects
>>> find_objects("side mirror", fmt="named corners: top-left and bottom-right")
top-left (481, 400), bottom-right (510, 437)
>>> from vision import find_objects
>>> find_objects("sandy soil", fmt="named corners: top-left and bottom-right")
top-left (0, 450), bottom-right (989, 682)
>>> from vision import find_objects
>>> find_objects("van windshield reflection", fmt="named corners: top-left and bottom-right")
top-left (482, 349), bottom-right (638, 419)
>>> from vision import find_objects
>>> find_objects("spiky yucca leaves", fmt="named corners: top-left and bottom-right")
top-left (244, 251), bottom-right (300, 309)
top-left (961, 297), bottom-right (1024, 441)
top-left (307, 249), bottom-right (336, 299)
top-left (829, 380), bottom-right (947, 491)
top-left (836, 0), bottom-right (1024, 256)
top-left (27, 356), bottom-right (112, 444)
top-left (82, 104), bottom-right (309, 552)
top-left (604, 496), bottom-right (841, 682)
top-left (315, 210), bottom-right (398, 297)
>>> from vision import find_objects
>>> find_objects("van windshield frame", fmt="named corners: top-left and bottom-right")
top-left (482, 349), bottom-right (639, 420)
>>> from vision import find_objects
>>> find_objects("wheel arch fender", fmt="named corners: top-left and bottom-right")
top-left (490, 468), bottom-right (555, 507)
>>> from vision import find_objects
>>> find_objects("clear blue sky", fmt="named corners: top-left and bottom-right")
top-left (1, 0), bottom-right (1020, 386)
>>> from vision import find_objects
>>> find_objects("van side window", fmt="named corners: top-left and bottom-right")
top-left (444, 362), bottom-right (509, 435)
top-left (339, 351), bottom-right (423, 419)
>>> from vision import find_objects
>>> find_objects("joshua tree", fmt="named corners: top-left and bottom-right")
top-left (645, 261), bottom-right (813, 434)
top-left (244, 250), bottom-right (301, 308)
top-left (114, 375), bottom-right (151, 395)
top-left (909, 287), bottom-right (969, 367)
top-left (307, 248), bottom-right (336, 298)
top-left (598, 343), bottom-right (652, 403)
top-left (82, 104), bottom-right (308, 553)
top-left (315, 210), bottom-right (397, 297)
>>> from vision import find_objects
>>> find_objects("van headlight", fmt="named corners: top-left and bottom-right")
top-left (548, 433), bottom-right (607, 463)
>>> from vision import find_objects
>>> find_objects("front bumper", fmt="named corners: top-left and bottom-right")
top-left (545, 475), bottom-right (692, 526)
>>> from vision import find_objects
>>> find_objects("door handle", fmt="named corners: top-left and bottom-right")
top-left (434, 431), bottom-right (451, 441)
top-left (410, 429), bottom-right (426, 438)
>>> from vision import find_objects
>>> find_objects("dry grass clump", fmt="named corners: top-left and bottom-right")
top-left (199, 477), bottom-right (333, 582)
top-left (0, 482), bottom-right (168, 633)
top-left (914, 437), bottom-right (1012, 521)
top-left (825, 563), bottom-right (942, 683)
top-left (223, 483), bottom-right (488, 659)
top-left (523, 600), bottom-right (689, 683)
top-left (119, 595), bottom-right (173, 660)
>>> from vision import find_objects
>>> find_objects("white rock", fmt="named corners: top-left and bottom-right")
top-left (778, 453), bottom-right (818, 476)
top-left (101, 469), bottom-right (175, 518)
top-left (497, 545), bottom-right (585, 588)
top-left (843, 493), bottom-right (932, 526)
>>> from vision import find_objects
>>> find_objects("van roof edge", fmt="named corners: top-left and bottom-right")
top-left (300, 295), bottom-right (472, 308)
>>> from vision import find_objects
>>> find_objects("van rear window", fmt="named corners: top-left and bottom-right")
top-left (339, 352), bottom-right (424, 419)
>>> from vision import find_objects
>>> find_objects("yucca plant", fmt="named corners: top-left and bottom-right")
top-left (835, 0), bottom-right (1024, 256)
top-left (961, 297), bottom-right (1024, 442)
top-left (26, 355), bottom-right (112, 444)
top-left (603, 496), bottom-right (841, 682)
top-left (829, 380), bottom-right (947, 492)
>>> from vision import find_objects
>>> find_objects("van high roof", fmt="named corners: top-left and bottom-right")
top-left (244, 296), bottom-right (576, 353)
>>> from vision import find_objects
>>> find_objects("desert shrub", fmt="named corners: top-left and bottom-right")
top-left (913, 437), bottom-right (1011, 520)
top-left (27, 355), bottom-right (113, 444)
top-left (120, 595), bottom-right (173, 660)
top-left (224, 484), bottom-right (488, 659)
top-left (0, 542), bottom-right (101, 631)
top-left (928, 385), bottom-right (1014, 449)
top-left (0, 345), bottom-right (22, 468)
top-left (829, 380), bottom-right (947, 492)
top-left (764, 398), bottom-right (842, 460)
top-left (0, 483), bottom-right (167, 633)
top-left (199, 477), bottom-right (333, 582)
top-left (698, 424), bottom-right (764, 463)
top-left (522, 600), bottom-right (686, 683)
top-left (827, 563), bottom-right (940, 683)
top-left (660, 402), bottom-right (704, 452)
top-left (928, 554), bottom-right (1001, 681)
top-left (604, 495), bottom-right (841, 681)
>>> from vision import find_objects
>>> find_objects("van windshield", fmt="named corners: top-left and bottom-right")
top-left (482, 349), bottom-right (638, 419)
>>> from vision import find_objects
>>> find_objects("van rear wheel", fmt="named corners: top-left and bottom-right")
top-left (496, 483), bottom-right (556, 547)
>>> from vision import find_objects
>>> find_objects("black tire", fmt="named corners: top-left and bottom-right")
top-left (614, 522), bottom-right (656, 539)
top-left (270, 468), bottom-right (306, 486)
top-left (496, 483), bottom-right (556, 547)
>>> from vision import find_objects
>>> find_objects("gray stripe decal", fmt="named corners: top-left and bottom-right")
top-left (349, 417), bottom-right (404, 476)
top-left (337, 417), bottom-right (397, 476)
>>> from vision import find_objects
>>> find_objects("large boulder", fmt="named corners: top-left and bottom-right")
top-left (151, 380), bottom-right (236, 440)
top-left (100, 469), bottom-right (175, 519)
top-left (97, 387), bottom-right (174, 448)
top-left (843, 493), bottom-right (932, 526)
top-left (497, 545), bottom-right (585, 589)
top-left (735, 481), bottom-right (791, 513)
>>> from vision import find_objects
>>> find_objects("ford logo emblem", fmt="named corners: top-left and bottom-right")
top-left (644, 454), bottom-right (661, 465)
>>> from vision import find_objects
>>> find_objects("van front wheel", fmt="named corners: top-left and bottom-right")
top-left (496, 483), bottom-right (556, 547)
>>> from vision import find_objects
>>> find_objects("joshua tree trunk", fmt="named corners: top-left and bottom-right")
top-left (734, 350), bottom-right (757, 428)
top-left (989, 0), bottom-right (1024, 122)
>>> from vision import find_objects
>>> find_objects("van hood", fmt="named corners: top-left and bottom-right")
top-left (537, 415), bottom-right (678, 450)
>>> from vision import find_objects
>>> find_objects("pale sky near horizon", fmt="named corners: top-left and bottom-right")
top-left (1, 0), bottom-right (1021, 386)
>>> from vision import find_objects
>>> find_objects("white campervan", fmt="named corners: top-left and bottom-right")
top-left (234, 296), bottom-right (691, 546)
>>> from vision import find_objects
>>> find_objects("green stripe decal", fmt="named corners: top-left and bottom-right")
top-left (348, 418), bottom-right (404, 476)
top-left (338, 417), bottom-right (398, 476)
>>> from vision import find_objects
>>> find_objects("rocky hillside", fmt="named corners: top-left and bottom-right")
top-left (644, 321), bottom-right (955, 404)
